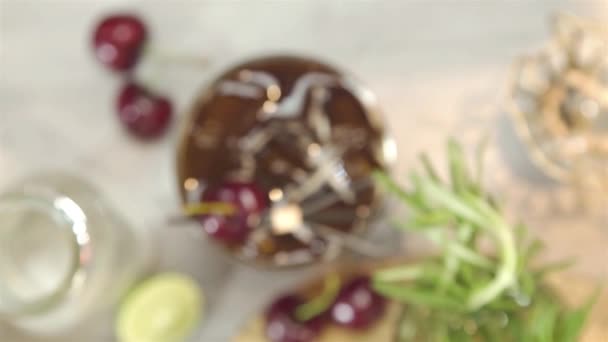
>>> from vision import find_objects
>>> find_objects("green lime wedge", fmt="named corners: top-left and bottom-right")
top-left (116, 273), bottom-right (203, 342)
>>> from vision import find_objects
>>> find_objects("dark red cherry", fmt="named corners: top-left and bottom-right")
top-left (330, 276), bottom-right (386, 330)
top-left (93, 14), bottom-right (147, 71)
top-left (117, 82), bottom-right (172, 139)
top-left (200, 182), bottom-right (268, 245)
top-left (265, 295), bottom-right (325, 342)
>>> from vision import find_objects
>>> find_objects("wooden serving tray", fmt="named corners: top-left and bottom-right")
top-left (233, 265), bottom-right (608, 341)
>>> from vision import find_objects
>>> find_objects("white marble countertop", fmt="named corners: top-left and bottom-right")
top-left (2, 1), bottom-right (608, 341)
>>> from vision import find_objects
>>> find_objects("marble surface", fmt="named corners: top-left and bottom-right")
top-left (1, 1), bottom-right (608, 341)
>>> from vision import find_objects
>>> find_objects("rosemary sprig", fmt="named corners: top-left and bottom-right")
top-left (372, 139), bottom-right (596, 341)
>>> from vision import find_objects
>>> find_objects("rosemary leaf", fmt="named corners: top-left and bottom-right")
top-left (373, 281), bottom-right (464, 311)
top-left (555, 287), bottom-right (600, 342)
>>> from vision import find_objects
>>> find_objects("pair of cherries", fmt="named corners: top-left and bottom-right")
top-left (93, 14), bottom-right (172, 139)
top-left (266, 276), bottom-right (386, 342)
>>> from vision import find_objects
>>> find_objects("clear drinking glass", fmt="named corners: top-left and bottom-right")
top-left (176, 55), bottom-right (397, 268)
top-left (0, 172), bottom-right (149, 336)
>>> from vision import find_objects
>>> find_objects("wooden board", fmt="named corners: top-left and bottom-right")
top-left (233, 269), bottom-right (608, 341)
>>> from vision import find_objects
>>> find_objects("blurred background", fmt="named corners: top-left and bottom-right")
top-left (1, 1), bottom-right (608, 341)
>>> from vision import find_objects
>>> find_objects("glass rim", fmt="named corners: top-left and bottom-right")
top-left (0, 189), bottom-right (93, 316)
top-left (174, 54), bottom-right (398, 267)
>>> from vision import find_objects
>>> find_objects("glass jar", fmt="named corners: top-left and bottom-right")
top-left (509, 13), bottom-right (608, 213)
top-left (0, 172), bottom-right (150, 336)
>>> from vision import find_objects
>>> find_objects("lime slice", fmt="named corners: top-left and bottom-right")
top-left (116, 273), bottom-right (204, 342)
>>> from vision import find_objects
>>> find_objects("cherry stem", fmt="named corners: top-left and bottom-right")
top-left (182, 201), bottom-right (237, 216)
top-left (145, 45), bottom-right (210, 68)
top-left (134, 47), bottom-right (211, 95)
top-left (155, 53), bottom-right (210, 67)
top-left (295, 273), bottom-right (341, 322)
top-left (161, 202), bottom-right (237, 228)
